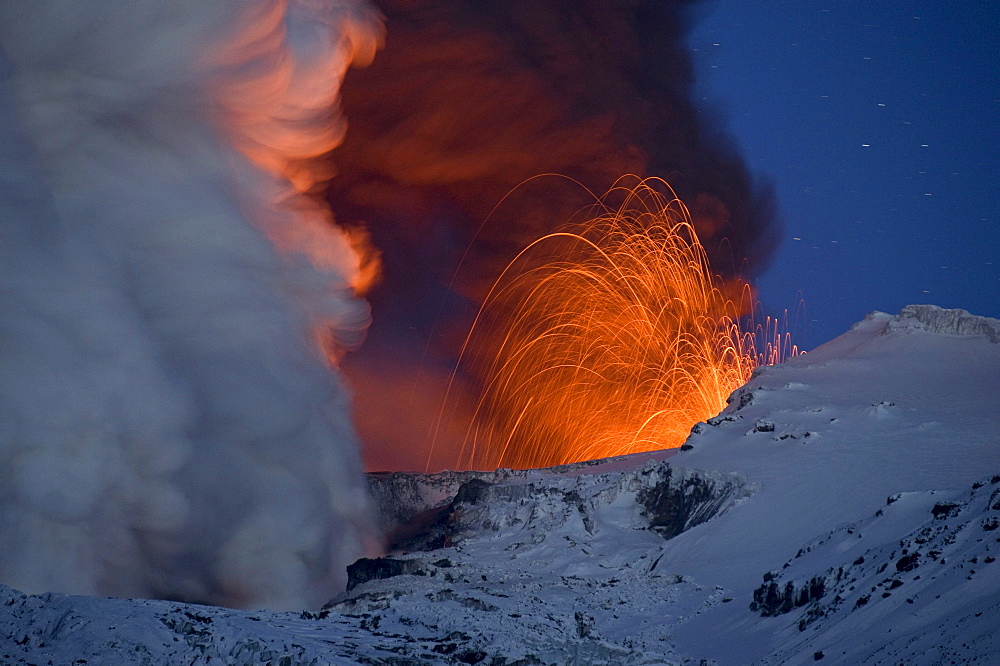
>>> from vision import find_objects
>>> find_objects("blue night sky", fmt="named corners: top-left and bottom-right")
top-left (688, 1), bottom-right (1000, 348)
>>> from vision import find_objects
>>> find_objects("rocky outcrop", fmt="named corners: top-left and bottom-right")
top-left (346, 557), bottom-right (436, 591)
top-left (366, 468), bottom-right (499, 538)
top-left (750, 575), bottom-right (827, 617)
top-left (365, 457), bottom-right (753, 556)
top-left (637, 466), bottom-right (748, 539)
top-left (882, 305), bottom-right (1000, 342)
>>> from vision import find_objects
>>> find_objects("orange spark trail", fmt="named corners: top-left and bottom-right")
top-left (437, 177), bottom-right (796, 470)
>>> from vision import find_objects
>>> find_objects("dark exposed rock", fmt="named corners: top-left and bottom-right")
top-left (574, 611), bottom-right (595, 638)
top-left (346, 558), bottom-right (429, 591)
top-left (454, 478), bottom-right (493, 505)
top-left (726, 386), bottom-right (754, 412)
top-left (895, 553), bottom-right (920, 573)
top-left (707, 414), bottom-right (742, 426)
top-left (456, 649), bottom-right (487, 664)
top-left (931, 502), bottom-right (961, 519)
top-left (636, 467), bottom-right (743, 539)
top-left (433, 589), bottom-right (498, 612)
top-left (384, 505), bottom-right (453, 552)
top-left (746, 473), bottom-right (1000, 649)
top-left (564, 491), bottom-right (596, 534)
top-left (750, 576), bottom-right (826, 617)
top-left (380, 478), bottom-right (543, 552)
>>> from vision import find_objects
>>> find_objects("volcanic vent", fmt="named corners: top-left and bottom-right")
top-left (329, 0), bottom-right (782, 472)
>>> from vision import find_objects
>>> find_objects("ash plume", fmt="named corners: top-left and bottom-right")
top-left (0, 1), bottom-right (382, 610)
top-left (329, 0), bottom-right (778, 471)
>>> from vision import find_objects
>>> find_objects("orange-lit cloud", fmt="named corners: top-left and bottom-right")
top-left (329, 0), bottom-right (778, 471)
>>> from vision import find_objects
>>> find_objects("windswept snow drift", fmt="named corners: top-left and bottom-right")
top-left (1, 305), bottom-right (999, 664)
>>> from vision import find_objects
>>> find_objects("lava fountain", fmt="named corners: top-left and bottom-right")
top-left (434, 177), bottom-right (797, 470)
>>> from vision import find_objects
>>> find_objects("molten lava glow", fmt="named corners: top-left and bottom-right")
top-left (439, 178), bottom-right (797, 470)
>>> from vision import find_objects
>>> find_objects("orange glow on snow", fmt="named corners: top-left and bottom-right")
top-left (434, 177), bottom-right (797, 470)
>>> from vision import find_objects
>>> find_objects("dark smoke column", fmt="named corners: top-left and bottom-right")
top-left (331, 0), bottom-right (778, 472)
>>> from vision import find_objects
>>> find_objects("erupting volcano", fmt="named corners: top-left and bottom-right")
top-left (2, 2), bottom-right (997, 663)
top-left (330, 0), bottom-right (780, 472)
top-left (435, 177), bottom-right (797, 470)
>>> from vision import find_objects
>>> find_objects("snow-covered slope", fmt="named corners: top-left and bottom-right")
top-left (1, 305), bottom-right (999, 664)
top-left (658, 305), bottom-right (1000, 663)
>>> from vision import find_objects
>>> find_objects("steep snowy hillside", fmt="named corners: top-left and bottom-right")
top-left (1, 305), bottom-right (998, 665)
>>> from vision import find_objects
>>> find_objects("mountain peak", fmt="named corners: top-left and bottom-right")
top-left (880, 304), bottom-right (1000, 342)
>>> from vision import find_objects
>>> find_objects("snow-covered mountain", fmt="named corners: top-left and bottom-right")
top-left (2, 304), bottom-right (999, 665)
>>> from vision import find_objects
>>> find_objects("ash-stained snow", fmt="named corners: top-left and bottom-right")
top-left (2, 305), bottom-right (999, 664)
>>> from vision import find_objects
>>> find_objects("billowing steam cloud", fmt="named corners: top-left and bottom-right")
top-left (0, 1), bottom-right (382, 610)
top-left (329, 0), bottom-right (778, 471)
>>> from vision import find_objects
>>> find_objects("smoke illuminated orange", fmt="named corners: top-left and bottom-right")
top-left (205, 2), bottom-right (384, 363)
top-left (434, 177), bottom-right (797, 470)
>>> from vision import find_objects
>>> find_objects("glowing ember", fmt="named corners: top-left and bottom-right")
top-left (434, 177), bottom-right (797, 470)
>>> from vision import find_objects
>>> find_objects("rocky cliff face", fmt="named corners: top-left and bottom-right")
top-left (367, 456), bottom-right (753, 555)
top-left (882, 305), bottom-right (1000, 342)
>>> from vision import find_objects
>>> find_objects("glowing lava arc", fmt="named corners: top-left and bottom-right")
top-left (439, 177), bottom-right (796, 470)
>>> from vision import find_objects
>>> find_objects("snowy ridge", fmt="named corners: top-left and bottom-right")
top-left (367, 453), bottom-right (747, 548)
top-left (878, 304), bottom-right (1000, 342)
top-left (1, 305), bottom-right (999, 664)
top-left (367, 452), bottom-right (678, 534)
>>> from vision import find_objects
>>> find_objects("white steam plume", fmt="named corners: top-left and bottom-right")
top-left (0, 1), bottom-right (383, 610)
